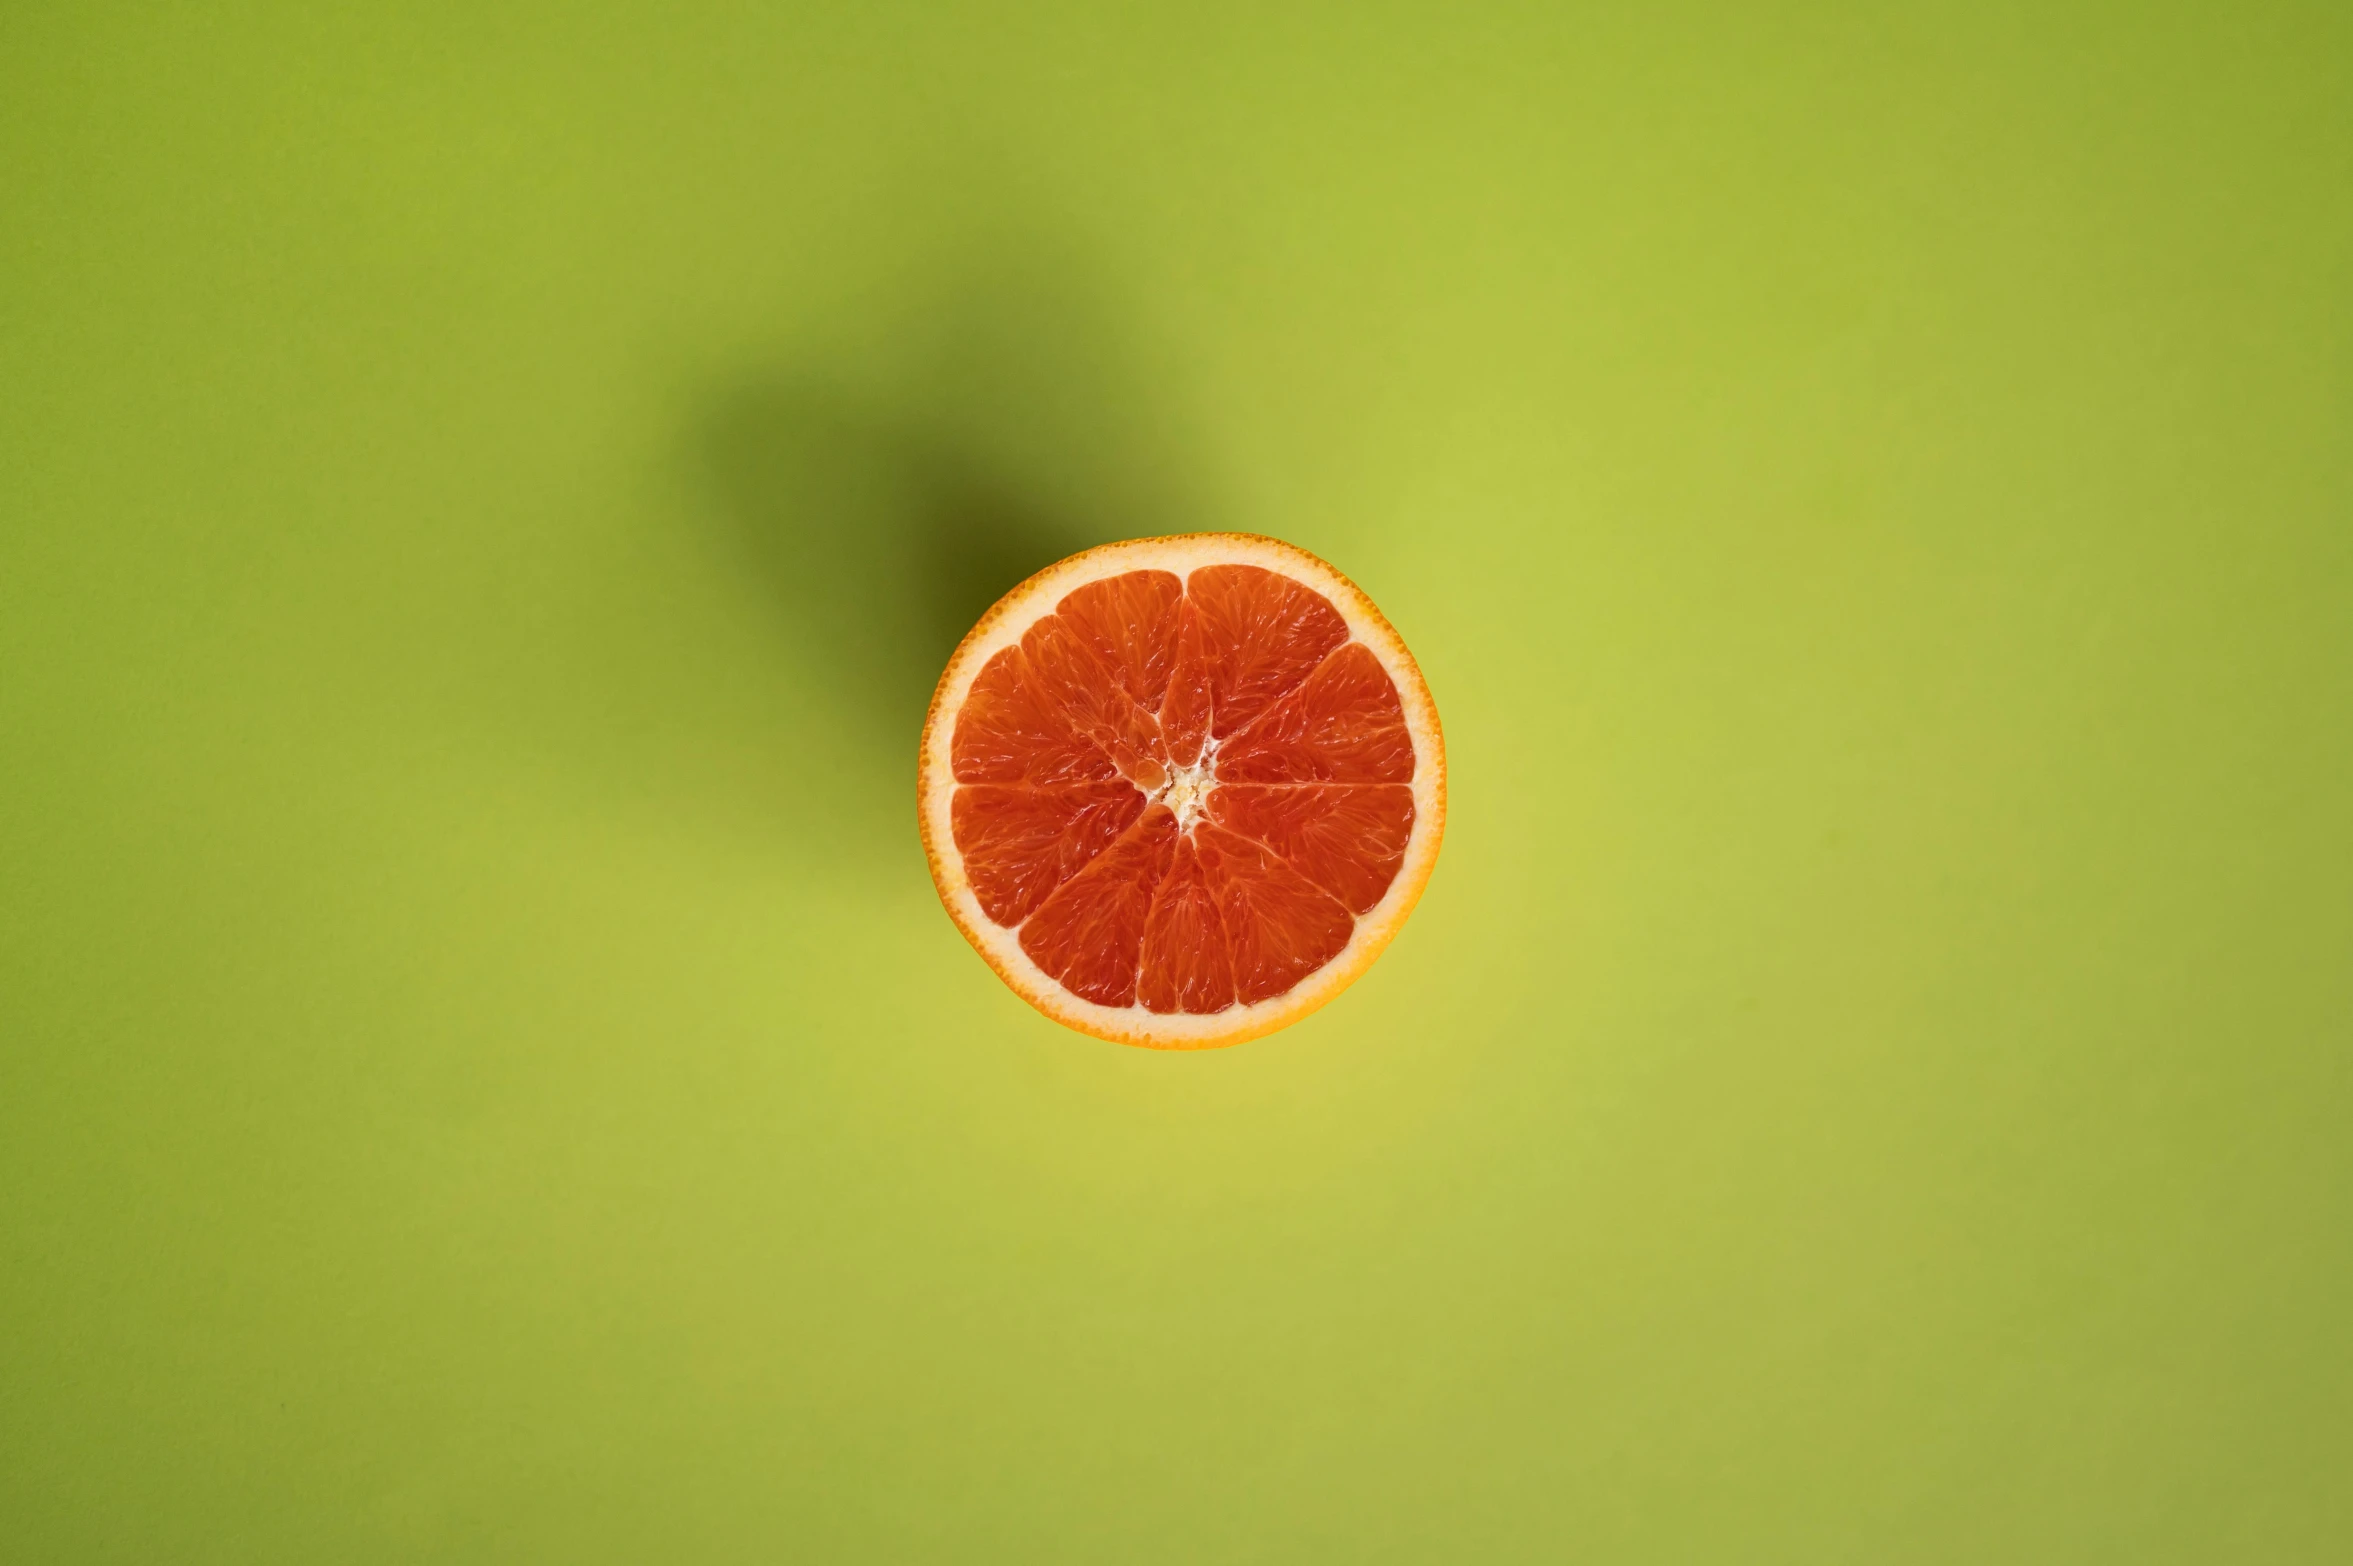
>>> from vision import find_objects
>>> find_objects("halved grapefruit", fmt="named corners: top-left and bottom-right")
top-left (918, 534), bottom-right (1445, 1049)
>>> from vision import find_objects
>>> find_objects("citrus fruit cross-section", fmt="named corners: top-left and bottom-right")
top-left (918, 534), bottom-right (1445, 1049)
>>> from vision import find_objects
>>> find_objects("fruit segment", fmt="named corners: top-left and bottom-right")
top-left (1018, 808), bottom-right (1179, 1006)
top-left (1215, 643), bottom-right (1415, 784)
top-left (1207, 784), bottom-right (1413, 916)
top-left (1017, 612), bottom-right (1170, 791)
top-left (1190, 823), bottom-right (1356, 1005)
top-left (953, 783), bottom-right (1145, 926)
top-left (1054, 569), bottom-right (1185, 709)
top-left (1160, 565), bottom-right (1350, 765)
top-left (1136, 838), bottom-right (1236, 1014)
top-left (952, 647), bottom-right (1122, 786)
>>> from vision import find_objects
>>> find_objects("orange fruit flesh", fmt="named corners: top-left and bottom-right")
top-left (947, 561), bottom-right (1419, 1016)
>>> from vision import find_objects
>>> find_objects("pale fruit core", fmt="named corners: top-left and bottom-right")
top-left (1156, 750), bottom-right (1216, 834)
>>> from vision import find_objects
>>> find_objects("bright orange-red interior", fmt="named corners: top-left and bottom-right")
top-left (950, 565), bottom-right (1415, 1013)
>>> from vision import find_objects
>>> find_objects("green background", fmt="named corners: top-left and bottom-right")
top-left (5, 3), bottom-right (2348, 1559)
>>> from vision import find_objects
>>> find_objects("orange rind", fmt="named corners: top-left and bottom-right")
top-left (918, 534), bottom-right (1444, 1048)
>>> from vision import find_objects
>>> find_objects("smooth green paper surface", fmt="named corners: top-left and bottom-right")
top-left (4, 3), bottom-right (2348, 1560)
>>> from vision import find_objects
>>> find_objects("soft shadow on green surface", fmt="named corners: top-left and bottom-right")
top-left (3, 2), bottom-right (2350, 1563)
top-left (691, 251), bottom-right (1197, 774)
top-left (702, 370), bottom-right (1100, 752)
